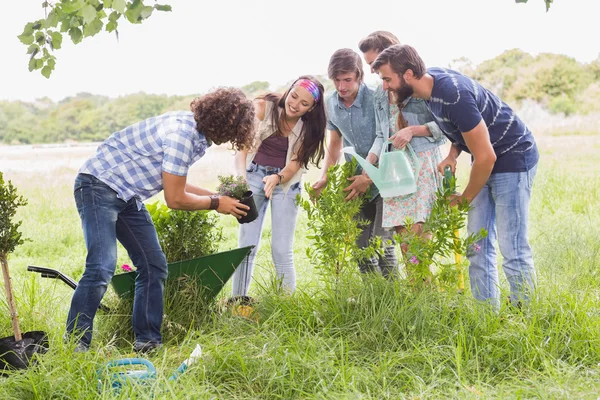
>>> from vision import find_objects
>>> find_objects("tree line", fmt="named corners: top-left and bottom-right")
top-left (1, 51), bottom-right (598, 145)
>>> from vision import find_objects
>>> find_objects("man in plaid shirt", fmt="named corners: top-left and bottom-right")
top-left (66, 88), bottom-right (256, 353)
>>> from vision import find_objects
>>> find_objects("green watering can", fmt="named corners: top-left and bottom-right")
top-left (342, 142), bottom-right (420, 198)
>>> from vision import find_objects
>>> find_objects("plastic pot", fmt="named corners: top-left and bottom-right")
top-left (0, 331), bottom-right (49, 371)
top-left (238, 191), bottom-right (258, 224)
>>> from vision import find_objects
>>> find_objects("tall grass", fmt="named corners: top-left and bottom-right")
top-left (1, 152), bottom-right (600, 398)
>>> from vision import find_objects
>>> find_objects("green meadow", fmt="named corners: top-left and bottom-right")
top-left (1, 132), bottom-right (599, 399)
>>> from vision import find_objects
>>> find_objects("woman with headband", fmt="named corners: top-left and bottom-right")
top-left (231, 75), bottom-right (326, 297)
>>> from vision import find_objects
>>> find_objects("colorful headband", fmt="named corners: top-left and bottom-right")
top-left (294, 79), bottom-right (321, 104)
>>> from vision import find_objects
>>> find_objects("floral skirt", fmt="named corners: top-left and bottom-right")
top-left (382, 146), bottom-right (444, 228)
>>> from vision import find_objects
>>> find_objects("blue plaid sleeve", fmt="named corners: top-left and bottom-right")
top-left (162, 131), bottom-right (194, 176)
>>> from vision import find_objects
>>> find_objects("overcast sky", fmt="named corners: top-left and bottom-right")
top-left (1, 0), bottom-right (598, 102)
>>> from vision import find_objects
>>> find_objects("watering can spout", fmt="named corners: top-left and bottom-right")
top-left (341, 146), bottom-right (381, 182)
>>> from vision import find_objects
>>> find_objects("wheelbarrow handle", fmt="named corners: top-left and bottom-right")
top-left (27, 265), bottom-right (78, 290)
top-left (27, 265), bottom-right (111, 313)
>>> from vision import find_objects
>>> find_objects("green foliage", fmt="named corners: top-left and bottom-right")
top-left (0, 92), bottom-right (194, 144)
top-left (398, 177), bottom-right (486, 287)
top-left (515, 0), bottom-right (553, 11)
top-left (241, 81), bottom-right (270, 99)
top-left (146, 201), bottom-right (223, 263)
top-left (298, 159), bottom-right (380, 285)
top-left (0, 172), bottom-right (29, 257)
top-left (548, 94), bottom-right (577, 116)
top-left (19, 1), bottom-right (172, 78)
top-left (216, 175), bottom-right (250, 200)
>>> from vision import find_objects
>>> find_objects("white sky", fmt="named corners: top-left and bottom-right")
top-left (1, 0), bottom-right (598, 102)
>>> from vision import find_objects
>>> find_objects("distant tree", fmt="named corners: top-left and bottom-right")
top-left (241, 81), bottom-right (270, 99)
top-left (18, 1), bottom-right (171, 78)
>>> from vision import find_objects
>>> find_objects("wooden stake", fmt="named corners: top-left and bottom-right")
top-left (1, 254), bottom-right (22, 341)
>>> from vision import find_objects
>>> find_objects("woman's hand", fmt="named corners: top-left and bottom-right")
top-left (390, 127), bottom-right (414, 149)
top-left (262, 174), bottom-right (280, 199)
top-left (216, 196), bottom-right (249, 218)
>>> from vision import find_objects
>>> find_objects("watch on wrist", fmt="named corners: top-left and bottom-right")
top-left (276, 173), bottom-right (284, 185)
top-left (209, 195), bottom-right (220, 210)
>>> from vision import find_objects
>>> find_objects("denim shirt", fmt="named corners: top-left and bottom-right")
top-left (326, 83), bottom-right (380, 197)
top-left (372, 85), bottom-right (445, 158)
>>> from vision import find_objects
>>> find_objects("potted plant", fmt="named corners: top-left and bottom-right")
top-left (216, 175), bottom-right (258, 224)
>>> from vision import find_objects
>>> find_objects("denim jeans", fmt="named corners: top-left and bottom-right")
top-left (66, 173), bottom-right (168, 347)
top-left (356, 195), bottom-right (398, 277)
top-left (232, 163), bottom-right (300, 296)
top-left (467, 164), bottom-right (537, 309)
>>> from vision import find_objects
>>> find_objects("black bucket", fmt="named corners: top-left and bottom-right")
top-left (238, 191), bottom-right (258, 224)
top-left (0, 331), bottom-right (49, 371)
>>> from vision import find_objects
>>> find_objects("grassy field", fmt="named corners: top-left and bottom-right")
top-left (1, 133), bottom-right (600, 399)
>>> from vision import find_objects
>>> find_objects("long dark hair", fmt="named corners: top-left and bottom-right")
top-left (258, 75), bottom-right (326, 169)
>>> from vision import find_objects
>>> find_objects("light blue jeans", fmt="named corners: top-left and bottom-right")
top-left (467, 164), bottom-right (537, 309)
top-left (231, 162), bottom-right (301, 296)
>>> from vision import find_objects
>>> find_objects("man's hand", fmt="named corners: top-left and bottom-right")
top-left (343, 174), bottom-right (371, 201)
top-left (449, 193), bottom-right (472, 207)
top-left (217, 196), bottom-right (249, 218)
top-left (262, 174), bottom-right (280, 199)
top-left (311, 178), bottom-right (327, 199)
top-left (437, 155), bottom-right (458, 175)
top-left (390, 126), bottom-right (415, 149)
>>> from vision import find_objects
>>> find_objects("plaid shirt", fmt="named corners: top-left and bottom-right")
top-left (80, 111), bottom-right (210, 209)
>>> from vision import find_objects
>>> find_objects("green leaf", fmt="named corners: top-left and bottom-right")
top-left (35, 31), bottom-right (46, 44)
top-left (108, 11), bottom-right (121, 21)
top-left (28, 57), bottom-right (37, 72)
top-left (106, 20), bottom-right (118, 33)
top-left (36, 59), bottom-right (44, 69)
top-left (60, 19), bottom-right (70, 32)
top-left (112, 0), bottom-right (126, 14)
top-left (140, 6), bottom-right (153, 19)
top-left (61, 0), bottom-right (85, 14)
top-left (80, 4), bottom-right (97, 24)
top-left (17, 34), bottom-right (34, 45)
top-left (51, 31), bottom-right (63, 50)
top-left (104, 0), bottom-right (114, 8)
top-left (69, 16), bottom-right (81, 28)
top-left (26, 44), bottom-right (40, 54)
top-left (83, 18), bottom-right (104, 37)
top-left (45, 9), bottom-right (60, 28)
top-left (21, 22), bottom-right (35, 35)
top-left (41, 66), bottom-right (52, 78)
top-left (97, 10), bottom-right (107, 19)
top-left (47, 58), bottom-right (56, 69)
top-left (154, 4), bottom-right (172, 12)
top-left (68, 27), bottom-right (83, 44)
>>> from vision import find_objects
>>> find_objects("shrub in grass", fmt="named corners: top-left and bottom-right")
top-left (298, 159), bottom-right (381, 287)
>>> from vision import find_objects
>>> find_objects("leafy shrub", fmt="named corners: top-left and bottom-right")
top-left (399, 175), bottom-right (486, 288)
top-left (216, 175), bottom-right (250, 200)
top-left (298, 159), bottom-right (380, 286)
top-left (548, 95), bottom-right (577, 116)
top-left (146, 202), bottom-right (223, 263)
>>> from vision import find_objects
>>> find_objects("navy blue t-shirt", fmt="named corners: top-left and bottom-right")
top-left (426, 67), bottom-right (538, 173)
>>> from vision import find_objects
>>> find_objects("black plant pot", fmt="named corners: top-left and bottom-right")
top-left (238, 191), bottom-right (258, 224)
top-left (0, 331), bottom-right (49, 372)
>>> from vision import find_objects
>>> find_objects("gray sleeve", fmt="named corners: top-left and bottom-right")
top-left (369, 104), bottom-right (385, 158)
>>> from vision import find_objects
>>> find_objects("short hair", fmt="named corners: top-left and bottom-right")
top-left (371, 44), bottom-right (426, 78)
top-left (327, 48), bottom-right (364, 82)
top-left (358, 31), bottom-right (400, 53)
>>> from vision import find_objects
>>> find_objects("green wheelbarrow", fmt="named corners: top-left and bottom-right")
top-left (27, 246), bottom-right (254, 307)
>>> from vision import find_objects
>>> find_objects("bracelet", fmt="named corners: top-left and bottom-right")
top-left (209, 195), bottom-right (220, 210)
top-left (276, 173), bottom-right (284, 185)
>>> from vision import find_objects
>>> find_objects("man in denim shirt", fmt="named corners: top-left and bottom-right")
top-left (313, 48), bottom-right (397, 276)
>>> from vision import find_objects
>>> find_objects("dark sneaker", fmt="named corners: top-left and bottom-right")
top-left (133, 342), bottom-right (162, 354)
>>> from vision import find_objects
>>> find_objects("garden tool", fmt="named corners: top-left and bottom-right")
top-left (97, 344), bottom-right (202, 393)
top-left (443, 166), bottom-right (465, 291)
top-left (342, 141), bottom-right (420, 198)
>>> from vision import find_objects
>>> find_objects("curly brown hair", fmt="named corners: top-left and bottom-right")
top-left (191, 87), bottom-right (255, 151)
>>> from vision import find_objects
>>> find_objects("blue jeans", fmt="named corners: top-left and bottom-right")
top-left (232, 163), bottom-right (300, 296)
top-left (66, 174), bottom-right (168, 347)
top-left (467, 164), bottom-right (537, 309)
